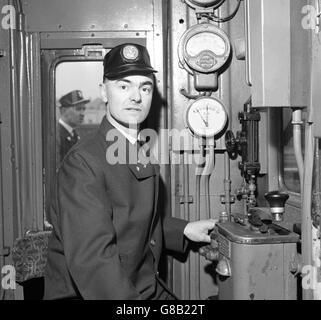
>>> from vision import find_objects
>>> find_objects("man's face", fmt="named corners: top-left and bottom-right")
top-left (103, 74), bottom-right (154, 126)
top-left (62, 103), bottom-right (86, 127)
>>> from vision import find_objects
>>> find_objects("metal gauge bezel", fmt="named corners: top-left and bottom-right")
top-left (185, 96), bottom-right (228, 138)
top-left (178, 23), bottom-right (231, 75)
top-left (184, 0), bottom-right (225, 10)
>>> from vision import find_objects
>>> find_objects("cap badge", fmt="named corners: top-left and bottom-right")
top-left (122, 45), bottom-right (139, 61)
top-left (77, 90), bottom-right (83, 99)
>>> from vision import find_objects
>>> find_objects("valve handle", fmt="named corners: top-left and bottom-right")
top-left (225, 130), bottom-right (237, 152)
top-left (225, 130), bottom-right (239, 160)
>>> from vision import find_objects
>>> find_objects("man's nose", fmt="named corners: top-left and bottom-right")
top-left (130, 88), bottom-right (142, 103)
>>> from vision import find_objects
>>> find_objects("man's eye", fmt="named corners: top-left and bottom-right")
top-left (142, 87), bottom-right (152, 94)
top-left (121, 85), bottom-right (127, 90)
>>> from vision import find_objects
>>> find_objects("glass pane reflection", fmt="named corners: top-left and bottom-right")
top-left (282, 109), bottom-right (306, 193)
top-left (55, 61), bottom-right (105, 163)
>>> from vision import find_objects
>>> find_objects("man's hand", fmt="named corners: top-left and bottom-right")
top-left (183, 219), bottom-right (217, 243)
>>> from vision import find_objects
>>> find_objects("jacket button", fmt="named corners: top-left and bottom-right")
top-left (150, 239), bottom-right (156, 246)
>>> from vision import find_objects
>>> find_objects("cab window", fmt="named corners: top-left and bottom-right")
top-left (282, 108), bottom-right (307, 193)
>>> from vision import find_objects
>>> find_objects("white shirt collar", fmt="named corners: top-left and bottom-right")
top-left (106, 110), bottom-right (140, 145)
top-left (59, 118), bottom-right (74, 136)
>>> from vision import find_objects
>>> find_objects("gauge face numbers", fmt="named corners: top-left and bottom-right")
top-left (186, 98), bottom-right (227, 138)
top-left (186, 32), bottom-right (227, 57)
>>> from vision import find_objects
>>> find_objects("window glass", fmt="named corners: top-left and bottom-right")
top-left (55, 61), bottom-right (105, 163)
top-left (282, 108), bottom-right (307, 193)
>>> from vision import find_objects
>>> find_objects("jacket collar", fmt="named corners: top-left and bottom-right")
top-left (97, 116), bottom-right (159, 179)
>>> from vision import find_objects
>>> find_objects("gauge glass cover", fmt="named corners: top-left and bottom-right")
top-left (186, 97), bottom-right (227, 137)
top-left (186, 32), bottom-right (226, 57)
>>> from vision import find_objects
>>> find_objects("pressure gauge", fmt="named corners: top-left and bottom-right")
top-left (178, 23), bottom-right (231, 91)
top-left (184, 0), bottom-right (225, 10)
top-left (178, 23), bottom-right (231, 75)
top-left (185, 97), bottom-right (228, 138)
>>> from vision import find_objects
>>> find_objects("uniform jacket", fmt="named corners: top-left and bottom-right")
top-left (44, 116), bottom-right (188, 300)
top-left (58, 122), bottom-right (80, 161)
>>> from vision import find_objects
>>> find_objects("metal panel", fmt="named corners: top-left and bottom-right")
top-left (290, 0), bottom-right (309, 108)
top-left (169, 0), bottom-right (249, 300)
top-left (218, 240), bottom-right (297, 300)
top-left (22, 0), bottom-right (154, 32)
top-left (0, 5), bottom-right (15, 299)
top-left (249, 0), bottom-right (291, 107)
top-left (40, 31), bottom-right (147, 49)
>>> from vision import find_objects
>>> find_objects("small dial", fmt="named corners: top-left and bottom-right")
top-left (186, 97), bottom-right (228, 138)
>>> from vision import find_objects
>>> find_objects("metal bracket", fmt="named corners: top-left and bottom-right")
top-left (179, 196), bottom-right (194, 204)
top-left (82, 44), bottom-right (106, 59)
top-left (220, 194), bottom-right (235, 204)
top-left (0, 247), bottom-right (10, 257)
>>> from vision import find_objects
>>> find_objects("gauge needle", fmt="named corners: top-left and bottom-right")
top-left (206, 104), bottom-right (209, 125)
top-left (196, 108), bottom-right (208, 127)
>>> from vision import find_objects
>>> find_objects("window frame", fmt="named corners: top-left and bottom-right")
top-left (42, 50), bottom-right (107, 218)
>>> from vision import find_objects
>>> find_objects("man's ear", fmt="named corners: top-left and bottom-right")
top-left (100, 82), bottom-right (108, 103)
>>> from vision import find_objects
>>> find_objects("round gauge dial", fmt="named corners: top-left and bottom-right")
top-left (178, 23), bottom-right (231, 74)
top-left (186, 32), bottom-right (227, 57)
top-left (185, 0), bottom-right (225, 9)
top-left (186, 97), bottom-right (228, 138)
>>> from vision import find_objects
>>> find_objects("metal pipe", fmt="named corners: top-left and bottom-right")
top-left (195, 173), bottom-right (201, 300)
top-left (203, 144), bottom-right (215, 220)
top-left (183, 152), bottom-right (190, 300)
top-left (302, 123), bottom-right (314, 300)
top-left (0, 107), bottom-right (6, 300)
top-left (314, 139), bottom-right (321, 226)
top-left (9, 0), bottom-right (22, 237)
top-left (219, 2), bottom-right (232, 219)
top-left (223, 151), bottom-right (232, 217)
top-left (204, 175), bottom-right (210, 220)
top-left (316, 139), bottom-right (321, 267)
top-left (244, 0), bottom-right (252, 86)
top-left (18, 12), bottom-right (28, 235)
top-left (292, 109), bottom-right (304, 191)
top-left (26, 34), bottom-right (38, 232)
top-left (195, 142), bottom-right (205, 300)
top-left (16, 0), bottom-right (23, 14)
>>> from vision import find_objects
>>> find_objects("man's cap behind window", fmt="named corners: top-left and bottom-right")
top-left (59, 90), bottom-right (90, 108)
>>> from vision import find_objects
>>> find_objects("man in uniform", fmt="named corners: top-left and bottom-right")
top-left (44, 43), bottom-right (215, 300)
top-left (57, 90), bottom-right (89, 161)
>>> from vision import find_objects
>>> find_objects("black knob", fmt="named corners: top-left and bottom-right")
top-left (264, 191), bottom-right (289, 221)
top-left (225, 130), bottom-right (237, 153)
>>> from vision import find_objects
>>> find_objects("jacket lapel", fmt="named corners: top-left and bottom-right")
top-left (98, 116), bottom-right (161, 240)
top-left (99, 116), bottom-right (157, 180)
